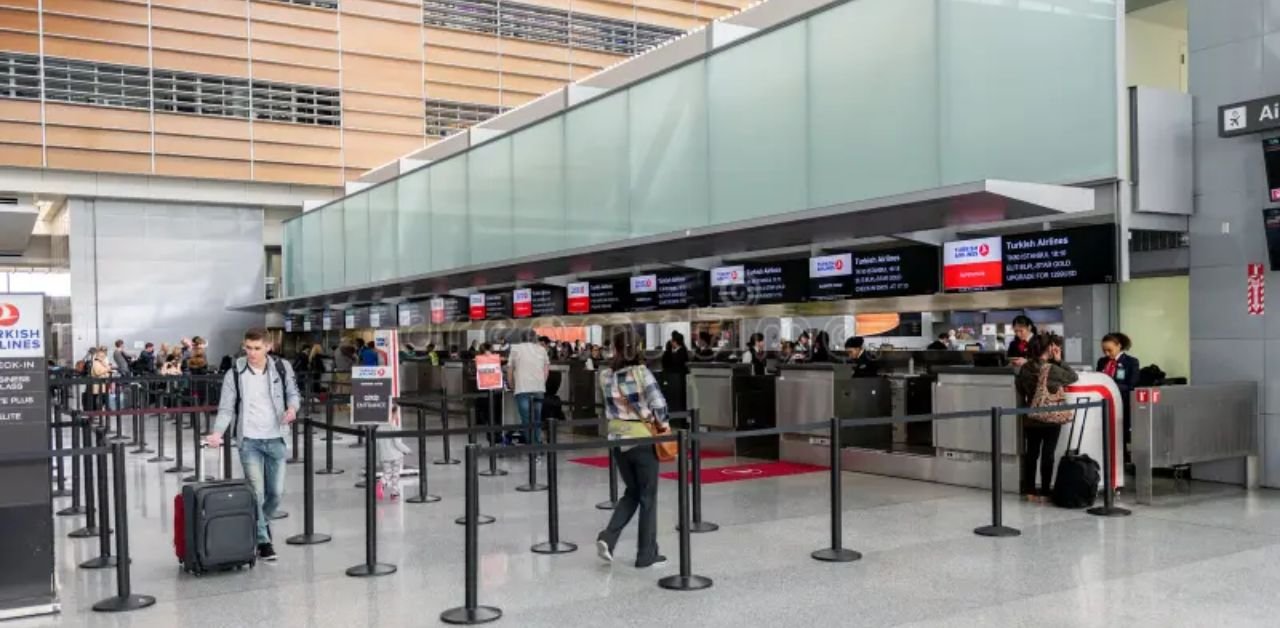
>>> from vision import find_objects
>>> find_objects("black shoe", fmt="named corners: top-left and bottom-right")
top-left (636, 555), bottom-right (667, 569)
top-left (257, 543), bottom-right (277, 562)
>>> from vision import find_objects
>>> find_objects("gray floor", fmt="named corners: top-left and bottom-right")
top-left (13, 422), bottom-right (1280, 628)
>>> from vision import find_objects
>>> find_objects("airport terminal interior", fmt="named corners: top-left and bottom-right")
top-left (5, 0), bottom-right (1280, 625)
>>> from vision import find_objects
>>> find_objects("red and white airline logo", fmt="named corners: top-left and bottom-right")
top-left (943, 237), bottom-right (1003, 290)
top-left (469, 294), bottom-right (487, 320)
top-left (631, 275), bottom-right (657, 294)
top-left (0, 303), bottom-right (18, 327)
top-left (711, 265), bottom-right (746, 287)
top-left (567, 282), bottom-right (590, 314)
top-left (513, 289), bottom-right (533, 318)
top-left (810, 254), bottom-right (852, 278)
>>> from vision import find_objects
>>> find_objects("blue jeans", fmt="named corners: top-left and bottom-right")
top-left (240, 437), bottom-right (286, 544)
top-left (515, 392), bottom-right (544, 445)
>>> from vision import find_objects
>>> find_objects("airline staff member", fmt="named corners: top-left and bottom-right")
top-left (741, 333), bottom-right (767, 376)
top-left (844, 337), bottom-right (879, 377)
top-left (1006, 315), bottom-right (1037, 367)
top-left (1097, 332), bottom-right (1140, 458)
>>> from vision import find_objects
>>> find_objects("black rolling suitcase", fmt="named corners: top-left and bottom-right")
top-left (1051, 403), bottom-right (1100, 509)
top-left (174, 448), bottom-right (257, 574)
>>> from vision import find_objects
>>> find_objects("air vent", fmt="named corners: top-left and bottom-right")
top-left (0, 198), bottom-right (18, 205)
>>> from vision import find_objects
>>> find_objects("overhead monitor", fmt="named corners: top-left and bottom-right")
top-left (628, 271), bottom-right (709, 312)
top-left (513, 286), bottom-right (565, 319)
top-left (398, 301), bottom-right (427, 327)
top-left (1264, 207), bottom-right (1280, 271)
top-left (1265, 137), bottom-right (1280, 202)
top-left (943, 225), bottom-right (1116, 292)
top-left (429, 296), bottom-right (469, 324)
top-left (710, 260), bottom-right (806, 307)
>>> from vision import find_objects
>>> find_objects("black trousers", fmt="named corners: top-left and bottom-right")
top-left (598, 445), bottom-right (660, 565)
top-left (1021, 422), bottom-right (1062, 495)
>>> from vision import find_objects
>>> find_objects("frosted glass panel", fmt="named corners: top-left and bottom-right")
top-left (468, 138), bottom-right (513, 265)
top-left (320, 202), bottom-right (344, 291)
top-left (809, 0), bottom-right (939, 208)
top-left (512, 117), bottom-right (565, 258)
top-left (708, 23), bottom-right (808, 223)
top-left (301, 211), bottom-right (323, 295)
top-left (369, 181), bottom-right (399, 282)
top-left (344, 194), bottom-right (370, 286)
top-left (284, 219), bottom-right (301, 296)
top-left (629, 60), bottom-right (709, 237)
top-left (430, 157), bottom-right (469, 272)
top-left (938, 0), bottom-right (1117, 184)
top-left (398, 169), bottom-right (430, 276)
top-left (566, 91), bottom-right (630, 246)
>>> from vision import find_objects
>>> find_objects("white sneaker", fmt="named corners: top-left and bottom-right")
top-left (596, 539), bottom-right (613, 564)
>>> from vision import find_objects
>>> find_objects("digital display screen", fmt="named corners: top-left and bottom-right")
top-left (943, 225), bottom-right (1117, 292)
top-left (807, 253), bottom-right (853, 301)
top-left (513, 286), bottom-right (565, 318)
top-left (1264, 208), bottom-right (1280, 271)
top-left (469, 293), bottom-right (511, 321)
top-left (1265, 138), bottom-right (1280, 203)
top-left (398, 302), bottom-right (427, 327)
top-left (367, 304), bottom-right (393, 329)
top-left (305, 312), bottom-right (324, 332)
top-left (283, 315), bottom-right (301, 333)
top-left (322, 311), bottom-right (339, 331)
top-left (430, 297), bottom-right (469, 324)
top-left (710, 260), bottom-right (807, 307)
top-left (629, 271), bottom-right (709, 311)
top-left (566, 278), bottom-right (628, 314)
top-left (808, 247), bottom-right (939, 300)
top-left (344, 307), bottom-right (370, 329)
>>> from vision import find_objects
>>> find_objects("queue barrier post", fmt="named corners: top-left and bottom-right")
top-left (436, 394), bottom-right (460, 465)
top-left (184, 412), bottom-right (213, 483)
top-left (477, 391), bottom-right (508, 478)
top-left (531, 418), bottom-right (576, 555)
top-left (657, 430), bottom-right (713, 592)
top-left (287, 420), bottom-right (301, 465)
top-left (811, 416), bottom-right (861, 562)
top-left (406, 408), bottom-right (441, 504)
top-left (515, 397), bottom-right (547, 493)
top-left (974, 407), bottom-right (1021, 538)
top-left (595, 410), bottom-right (619, 511)
top-left (51, 398), bottom-right (70, 498)
top-left (147, 405), bottom-right (173, 463)
top-left (92, 443), bottom-right (156, 613)
top-left (165, 411), bottom-right (192, 474)
top-left (287, 419), bottom-right (332, 545)
top-left (130, 394), bottom-right (153, 455)
top-left (81, 425), bottom-right (119, 569)
top-left (682, 408), bottom-right (718, 533)
top-left (315, 400), bottom-right (344, 476)
top-left (69, 416), bottom-right (102, 538)
top-left (56, 410), bottom-right (86, 517)
top-left (455, 403), bottom-right (496, 526)
top-left (346, 425), bottom-right (395, 577)
top-left (1087, 400), bottom-right (1132, 518)
top-left (440, 444), bottom-right (502, 625)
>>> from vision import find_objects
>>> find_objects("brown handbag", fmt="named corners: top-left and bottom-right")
top-left (647, 421), bottom-right (678, 462)
top-left (1029, 364), bottom-right (1074, 424)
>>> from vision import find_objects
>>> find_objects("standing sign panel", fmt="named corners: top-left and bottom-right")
top-left (475, 353), bottom-right (504, 390)
top-left (351, 366), bottom-right (393, 425)
top-left (0, 293), bottom-right (55, 617)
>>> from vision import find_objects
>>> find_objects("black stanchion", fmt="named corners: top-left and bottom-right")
top-left (682, 409), bottom-right (718, 533)
top-left (531, 418), bottom-right (576, 555)
top-left (346, 425), bottom-right (396, 578)
top-left (131, 402), bottom-right (153, 455)
top-left (1088, 401), bottom-right (1132, 518)
top-left (440, 444), bottom-right (502, 625)
top-left (315, 401), bottom-right (344, 475)
top-left (406, 408), bottom-right (441, 504)
top-left (436, 397), bottom-right (460, 465)
top-left (57, 412), bottom-right (86, 517)
top-left (812, 417), bottom-right (861, 562)
top-left (92, 443), bottom-right (156, 613)
top-left (477, 391), bottom-right (507, 478)
top-left (82, 426), bottom-right (118, 569)
top-left (515, 400), bottom-right (547, 493)
top-left (456, 404), bottom-right (496, 526)
top-left (51, 410), bottom-right (70, 498)
top-left (287, 419), bottom-right (332, 545)
top-left (595, 448), bottom-right (620, 510)
top-left (658, 430), bottom-right (713, 592)
top-left (148, 407), bottom-right (173, 463)
top-left (184, 412), bottom-right (213, 483)
top-left (69, 417), bottom-right (101, 538)
top-left (165, 412), bottom-right (192, 473)
top-left (288, 420), bottom-right (301, 464)
top-left (974, 407), bottom-right (1021, 538)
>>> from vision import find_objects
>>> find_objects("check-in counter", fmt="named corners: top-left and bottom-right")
top-left (443, 360), bottom-right (467, 413)
top-left (400, 362), bottom-right (445, 395)
top-left (932, 366), bottom-right (1018, 455)
top-left (688, 363), bottom-right (737, 431)
top-left (1131, 382), bottom-right (1259, 504)
top-left (776, 364), bottom-right (892, 466)
top-left (733, 374), bottom-right (778, 459)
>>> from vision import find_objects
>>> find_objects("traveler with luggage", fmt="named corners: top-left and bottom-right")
top-left (596, 330), bottom-right (669, 570)
top-left (204, 328), bottom-right (301, 562)
top-left (1014, 332), bottom-right (1078, 501)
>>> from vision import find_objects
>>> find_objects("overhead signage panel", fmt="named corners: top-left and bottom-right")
top-left (943, 225), bottom-right (1116, 292)
top-left (629, 271), bottom-right (708, 312)
top-left (711, 260), bottom-right (806, 307)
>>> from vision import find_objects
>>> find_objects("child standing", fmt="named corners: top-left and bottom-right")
top-left (376, 411), bottom-right (412, 500)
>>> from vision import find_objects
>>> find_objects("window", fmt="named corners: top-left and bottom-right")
top-left (268, 0), bottom-right (339, 8)
top-left (0, 54), bottom-right (341, 127)
top-left (425, 98), bottom-right (507, 138)
top-left (423, 0), bottom-right (685, 56)
top-left (0, 52), bottom-right (40, 101)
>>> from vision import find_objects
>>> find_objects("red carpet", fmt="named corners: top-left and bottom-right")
top-left (660, 461), bottom-right (826, 484)
top-left (569, 450), bottom-right (730, 469)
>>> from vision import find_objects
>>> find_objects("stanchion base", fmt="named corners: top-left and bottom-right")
top-left (811, 547), bottom-right (862, 563)
top-left (182, 474), bottom-right (214, 483)
top-left (455, 514), bottom-right (496, 526)
top-left (531, 541), bottom-right (578, 555)
top-left (285, 532), bottom-right (332, 545)
top-left (107, 435), bottom-right (131, 443)
top-left (287, 458), bottom-right (302, 465)
top-left (973, 525), bottom-right (1022, 538)
top-left (51, 489), bottom-right (73, 498)
top-left (348, 441), bottom-right (364, 449)
top-left (515, 483), bottom-right (548, 492)
top-left (146, 455), bottom-right (174, 463)
top-left (433, 459), bottom-right (461, 466)
top-left (56, 505), bottom-right (86, 516)
top-left (1086, 505), bottom-right (1132, 517)
top-left (595, 501), bottom-right (617, 511)
top-left (477, 469), bottom-right (509, 477)
top-left (677, 521), bottom-right (720, 534)
top-left (130, 448), bottom-right (154, 455)
top-left (268, 511), bottom-right (289, 520)
top-left (440, 605), bottom-right (502, 625)
top-left (657, 574), bottom-right (713, 591)
top-left (164, 465), bottom-right (193, 474)
top-left (68, 526), bottom-right (104, 538)
top-left (79, 555), bottom-right (121, 569)
top-left (314, 469), bottom-right (345, 476)
top-left (92, 594), bottom-right (156, 613)
top-left (406, 494), bottom-right (442, 504)
top-left (345, 562), bottom-right (397, 577)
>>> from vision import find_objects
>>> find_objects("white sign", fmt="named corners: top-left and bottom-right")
top-left (567, 282), bottom-right (589, 298)
top-left (345, 311), bottom-right (356, 328)
top-left (398, 307), bottom-right (412, 327)
top-left (809, 254), bottom-right (852, 278)
top-left (1223, 106), bottom-right (1247, 132)
top-left (513, 288), bottom-right (531, 305)
top-left (630, 275), bottom-right (657, 294)
top-left (981, 323), bottom-right (997, 336)
top-left (0, 294), bottom-right (45, 358)
top-left (710, 265), bottom-right (746, 287)
top-left (370, 310), bottom-right (382, 328)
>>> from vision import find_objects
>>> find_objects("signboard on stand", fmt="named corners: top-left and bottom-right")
top-left (475, 353), bottom-right (504, 391)
top-left (351, 366), bottom-right (393, 425)
top-left (0, 293), bottom-right (55, 618)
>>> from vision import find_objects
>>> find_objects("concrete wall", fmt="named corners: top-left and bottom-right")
top-left (1187, 0), bottom-right (1280, 486)
top-left (69, 198), bottom-right (266, 363)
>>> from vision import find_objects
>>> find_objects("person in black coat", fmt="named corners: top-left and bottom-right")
top-left (1006, 315), bottom-right (1037, 367)
top-left (1097, 332), bottom-right (1139, 458)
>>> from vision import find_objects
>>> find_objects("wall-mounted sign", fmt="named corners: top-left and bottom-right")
top-left (629, 271), bottom-right (708, 311)
top-left (1219, 95), bottom-right (1280, 137)
top-left (942, 237), bottom-right (1003, 292)
top-left (398, 301), bottom-right (427, 327)
top-left (468, 294), bottom-right (486, 320)
top-left (809, 247), bottom-right (940, 300)
top-left (305, 312), bottom-right (323, 333)
top-left (1249, 262), bottom-right (1266, 316)
top-left (513, 286), bottom-right (564, 319)
top-left (468, 293), bottom-right (510, 321)
top-left (475, 353), bottom-right (504, 390)
top-left (577, 278), bottom-right (628, 314)
top-left (943, 225), bottom-right (1116, 293)
top-left (567, 282), bottom-right (590, 314)
top-left (430, 297), bottom-right (468, 324)
top-left (711, 260), bottom-right (806, 307)
top-left (368, 304), bottom-right (393, 329)
top-left (345, 307), bottom-right (370, 329)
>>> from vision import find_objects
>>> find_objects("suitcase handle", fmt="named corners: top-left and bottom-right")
top-left (200, 444), bottom-right (227, 481)
top-left (1064, 398), bottom-right (1090, 454)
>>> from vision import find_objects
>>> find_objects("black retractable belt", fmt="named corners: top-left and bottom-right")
top-left (974, 407), bottom-right (1021, 538)
top-left (440, 444), bottom-right (502, 626)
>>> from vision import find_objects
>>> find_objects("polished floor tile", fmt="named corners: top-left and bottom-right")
top-left (13, 422), bottom-right (1280, 627)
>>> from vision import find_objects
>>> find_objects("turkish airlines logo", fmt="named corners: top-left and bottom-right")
top-left (711, 265), bottom-right (745, 287)
top-left (0, 303), bottom-right (19, 327)
top-left (979, 243), bottom-right (990, 256)
top-left (809, 254), bottom-right (852, 278)
top-left (513, 289), bottom-right (532, 304)
top-left (567, 282), bottom-right (589, 297)
top-left (631, 275), bottom-right (657, 293)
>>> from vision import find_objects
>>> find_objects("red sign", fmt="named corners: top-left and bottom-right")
top-left (1248, 263), bottom-right (1266, 316)
top-left (1136, 389), bottom-right (1149, 404)
top-left (1152, 389), bottom-right (1161, 404)
top-left (567, 282), bottom-right (589, 314)
top-left (512, 289), bottom-right (533, 318)
top-left (475, 353), bottom-right (503, 390)
top-left (942, 237), bottom-right (1003, 291)
top-left (0, 303), bottom-right (18, 327)
top-left (468, 294), bottom-right (486, 321)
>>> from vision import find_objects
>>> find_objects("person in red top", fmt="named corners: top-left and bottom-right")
top-left (1006, 315), bottom-right (1037, 367)
top-left (1096, 332), bottom-right (1140, 460)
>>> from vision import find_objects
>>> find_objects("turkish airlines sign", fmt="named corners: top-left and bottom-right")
top-left (943, 237), bottom-right (1003, 291)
